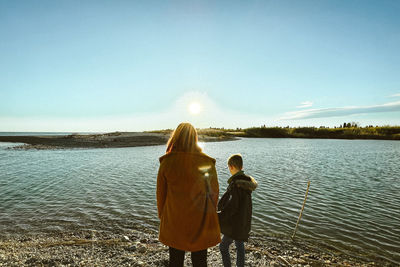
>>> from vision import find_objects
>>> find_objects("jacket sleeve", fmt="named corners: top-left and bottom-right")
top-left (228, 183), bottom-right (242, 218)
top-left (210, 164), bottom-right (219, 209)
top-left (156, 163), bottom-right (167, 219)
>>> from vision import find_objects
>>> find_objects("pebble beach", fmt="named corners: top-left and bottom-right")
top-left (0, 227), bottom-right (386, 267)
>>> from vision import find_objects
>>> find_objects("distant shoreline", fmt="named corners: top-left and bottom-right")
top-left (222, 126), bottom-right (400, 140)
top-left (1, 126), bottom-right (399, 150)
top-left (0, 131), bottom-right (238, 150)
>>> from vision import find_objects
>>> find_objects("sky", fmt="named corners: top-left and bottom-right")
top-left (1, 0), bottom-right (400, 132)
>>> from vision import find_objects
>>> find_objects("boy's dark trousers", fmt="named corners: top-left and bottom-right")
top-left (219, 235), bottom-right (244, 267)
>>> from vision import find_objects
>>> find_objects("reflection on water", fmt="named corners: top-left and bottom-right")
top-left (0, 138), bottom-right (399, 264)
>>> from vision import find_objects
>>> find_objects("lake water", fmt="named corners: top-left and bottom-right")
top-left (0, 138), bottom-right (399, 264)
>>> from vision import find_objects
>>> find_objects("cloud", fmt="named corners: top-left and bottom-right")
top-left (297, 101), bottom-right (313, 108)
top-left (281, 100), bottom-right (400, 120)
top-left (390, 93), bottom-right (400, 97)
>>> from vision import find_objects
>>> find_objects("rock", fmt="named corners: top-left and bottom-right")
top-left (122, 235), bottom-right (130, 242)
top-left (138, 245), bottom-right (146, 253)
top-left (269, 260), bottom-right (278, 266)
top-left (297, 258), bottom-right (306, 264)
top-left (19, 237), bottom-right (32, 242)
top-left (126, 245), bottom-right (137, 252)
top-left (85, 231), bottom-right (96, 239)
top-left (254, 252), bottom-right (262, 259)
top-left (309, 254), bottom-right (318, 259)
top-left (61, 258), bottom-right (73, 265)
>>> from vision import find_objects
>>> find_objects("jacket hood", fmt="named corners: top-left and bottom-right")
top-left (235, 176), bottom-right (258, 192)
top-left (228, 171), bottom-right (257, 192)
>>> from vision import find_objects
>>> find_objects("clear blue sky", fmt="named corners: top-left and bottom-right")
top-left (1, 0), bottom-right (400, 131)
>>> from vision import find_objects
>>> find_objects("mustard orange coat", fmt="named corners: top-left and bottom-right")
top-left (157, 151), bottom-right (221, 252)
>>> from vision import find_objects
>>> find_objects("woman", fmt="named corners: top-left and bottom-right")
top-left (157, 123), bottom-right (221, 267)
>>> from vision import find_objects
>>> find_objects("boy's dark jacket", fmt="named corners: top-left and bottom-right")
top-left (217, 170), bottom-right (258, 241)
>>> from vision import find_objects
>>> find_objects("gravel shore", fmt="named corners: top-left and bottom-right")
top-left (0, 227), bottom-right (387, 267)
top-left (0, 131), bottom-right (237, 150)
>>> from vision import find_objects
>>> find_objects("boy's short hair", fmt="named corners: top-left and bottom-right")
top-left (228, 154), bottom-right (243, 169)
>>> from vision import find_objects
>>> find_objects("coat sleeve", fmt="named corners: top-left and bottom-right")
top-left (210, 164), bottom-right (219, 209)
top-left (156, 163), bottom-right (167, 219)
top-left (227, 185), bottom-right (240, 218)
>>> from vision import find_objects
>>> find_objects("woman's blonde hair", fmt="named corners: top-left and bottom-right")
top-left (166, 122), bottom-right (202, 153)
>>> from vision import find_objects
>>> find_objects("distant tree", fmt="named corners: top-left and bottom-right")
top-left (351, 122), bottom-right (359, 128)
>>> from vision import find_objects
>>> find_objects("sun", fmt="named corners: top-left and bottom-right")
top-left (188, 102), bottom-right (202, 115)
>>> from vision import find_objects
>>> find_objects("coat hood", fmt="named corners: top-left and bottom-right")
top-left (235, 176), bottom-right (258, 192)
top-left (228, 171), bottom-right (258, 192)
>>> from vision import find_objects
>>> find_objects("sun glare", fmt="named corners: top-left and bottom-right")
top-left (198, 142), bottom-right (205, 150)
top-left (188, 102), bottom-right (202, 115)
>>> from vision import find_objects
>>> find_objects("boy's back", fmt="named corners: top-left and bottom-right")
top-left (218, 170), bottom-right (258, 241)
top-left (218, 154), bottom-right (257, 267)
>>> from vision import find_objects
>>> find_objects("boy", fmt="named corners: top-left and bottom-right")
top-left (218, 154), bottom-right (258, 267)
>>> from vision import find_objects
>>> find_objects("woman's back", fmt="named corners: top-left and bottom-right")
top-left (157, 151), bottom-right (221, 252)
